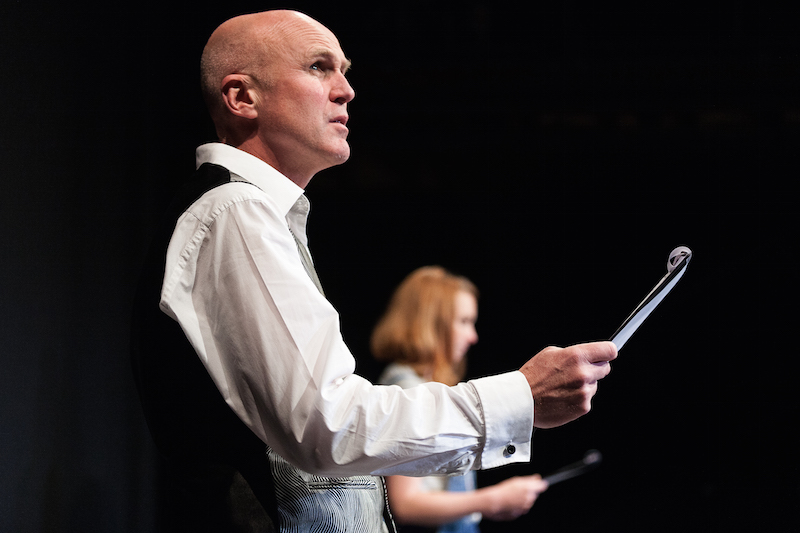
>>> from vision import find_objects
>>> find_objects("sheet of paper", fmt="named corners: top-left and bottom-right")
top-left (610, 250), bottom-right (691, 350)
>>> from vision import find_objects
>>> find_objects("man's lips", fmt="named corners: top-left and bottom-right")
top-left (330, 115), bottom-right (349, 126)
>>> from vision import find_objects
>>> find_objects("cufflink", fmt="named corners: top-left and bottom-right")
top-left (504, 444), bottom-right (516, 457)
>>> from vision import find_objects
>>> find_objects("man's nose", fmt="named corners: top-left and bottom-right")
top-left (332, 72), bottom-right (355, 104)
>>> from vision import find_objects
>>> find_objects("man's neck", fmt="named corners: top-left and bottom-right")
top-left (232, 139), bottom-right (314, 189)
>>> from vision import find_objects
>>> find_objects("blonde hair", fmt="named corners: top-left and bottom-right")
top-left (371, 266), bottom-right (478, 386)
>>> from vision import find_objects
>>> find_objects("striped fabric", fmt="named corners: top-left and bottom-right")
top-left (267, 447), bottom-right (393, 532)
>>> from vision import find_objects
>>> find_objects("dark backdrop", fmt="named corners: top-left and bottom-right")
top-left (1, 2), bottom-right (797, 532)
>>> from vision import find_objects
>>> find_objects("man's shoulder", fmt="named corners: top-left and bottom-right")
top-left (186, 179), bottom-right (274, 222)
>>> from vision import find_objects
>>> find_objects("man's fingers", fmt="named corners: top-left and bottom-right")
top-left (589, 360), bottom-right (612, 382)
top-left (582, 341), bottom-right (618, 364)
top-left (524, 341), bottom-right (618, 429)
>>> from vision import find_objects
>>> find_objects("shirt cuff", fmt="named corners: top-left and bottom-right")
top-left (469, 371), bottom-right (534, 469)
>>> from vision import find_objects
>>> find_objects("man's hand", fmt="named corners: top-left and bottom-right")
top-left (519, 342), bottom-right (618, 429)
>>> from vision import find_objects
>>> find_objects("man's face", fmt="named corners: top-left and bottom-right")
top-left (253, 20), bottom-right (355, 181)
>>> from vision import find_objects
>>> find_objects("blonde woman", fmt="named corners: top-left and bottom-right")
top-left (373, 266), bottom-right (549, 533)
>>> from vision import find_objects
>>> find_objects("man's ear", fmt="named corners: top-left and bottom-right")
top-left (220, 74), bottom-right (259, 120)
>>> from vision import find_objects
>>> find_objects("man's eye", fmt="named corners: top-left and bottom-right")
top-left (310, 63), bottom-right (321, 71)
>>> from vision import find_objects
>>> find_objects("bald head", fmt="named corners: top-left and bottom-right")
top-left (200, 10), bottom-right (290, 128)
top-left (198, 10), bottom-right (355, 186)
top-left (200, 10), bottom-right (329, 137)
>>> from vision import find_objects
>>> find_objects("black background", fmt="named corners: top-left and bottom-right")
top-left (1, 1), bottom-right (797, 532)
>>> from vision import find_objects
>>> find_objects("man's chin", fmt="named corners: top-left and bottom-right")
top-left (329, 146), bottom-right (351, 165)
top-left (312, 145), bottom-right (351, 174)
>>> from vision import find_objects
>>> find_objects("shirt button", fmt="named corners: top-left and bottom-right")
top-left (504, 444), bottom-right (516, 457)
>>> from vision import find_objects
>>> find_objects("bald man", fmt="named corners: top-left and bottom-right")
top-left (131, 10), bottom-right (617, 533)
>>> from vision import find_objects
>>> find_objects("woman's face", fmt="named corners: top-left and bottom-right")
top-left (451, 290), bottom-right (478, 363)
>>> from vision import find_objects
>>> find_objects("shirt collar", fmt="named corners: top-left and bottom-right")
top-left (195, 142), bottom-right (305, 217)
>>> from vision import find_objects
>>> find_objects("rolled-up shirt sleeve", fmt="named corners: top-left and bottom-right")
top-left (160, 178), bottom-right (533, 478)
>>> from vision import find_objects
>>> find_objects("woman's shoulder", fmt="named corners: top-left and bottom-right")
top-left (377, 363), bottom-right (426, 389)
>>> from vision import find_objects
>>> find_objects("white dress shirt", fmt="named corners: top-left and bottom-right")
top-left (159, 142), bottom-right (534, 477)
